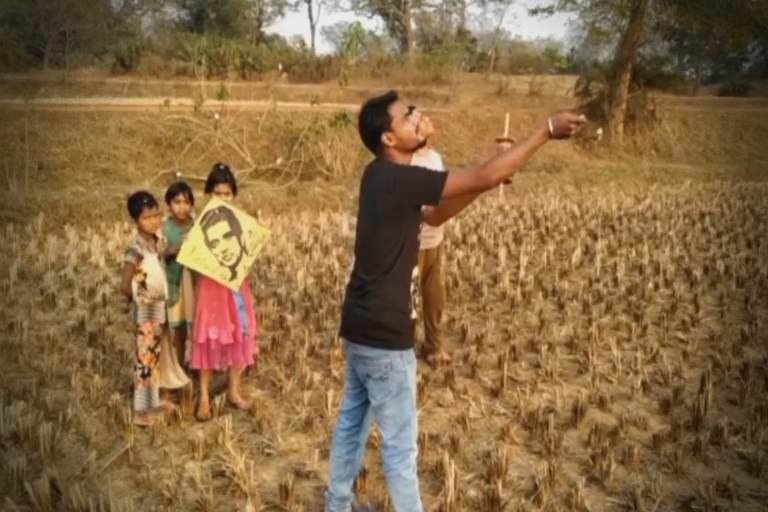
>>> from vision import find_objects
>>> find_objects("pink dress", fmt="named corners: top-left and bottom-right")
top-left (190, 275), bottom-right (258, 370)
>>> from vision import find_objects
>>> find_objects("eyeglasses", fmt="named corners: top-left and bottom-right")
top-left (389, 105), bottom-right (419, 131)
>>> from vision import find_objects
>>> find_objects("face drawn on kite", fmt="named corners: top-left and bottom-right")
top-left (200, 205), bottom-right (247, 281)
top-left (177, 197), bottom-right (270, 290)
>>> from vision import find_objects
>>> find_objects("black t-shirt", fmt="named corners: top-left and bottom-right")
top-left (340, 157), bottom-right (448, 350)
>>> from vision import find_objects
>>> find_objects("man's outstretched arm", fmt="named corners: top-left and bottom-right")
top-left (422, 113), bottom-right (584, 226)
top-left (443, 112), bottom-right (584, 199)
top-left (421, 129), bottom-right (548, 227)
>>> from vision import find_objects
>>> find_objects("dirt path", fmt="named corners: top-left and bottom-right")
top-left (3, 94), bottom-right (768, 115)
top-left (0, 96), bottom-right (363, 113)
top-left (653, 94), bottom-right (768, 112)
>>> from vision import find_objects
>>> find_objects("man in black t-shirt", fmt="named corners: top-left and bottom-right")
top-left (326, 91), bottom-right (585, 512)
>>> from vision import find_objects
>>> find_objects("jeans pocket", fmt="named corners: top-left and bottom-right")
top-left (364, 354), bottom-right (417, 432)
top-left (359, 356), bottom-right (395, 383)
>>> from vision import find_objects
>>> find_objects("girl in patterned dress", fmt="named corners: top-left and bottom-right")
top-left (120, 191), bottom-right (189, 426)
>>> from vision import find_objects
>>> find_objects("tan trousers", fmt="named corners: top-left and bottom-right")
top-left (417, 243), bottom-right (445, 353)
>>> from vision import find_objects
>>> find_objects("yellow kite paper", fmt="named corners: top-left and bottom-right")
top-left (177, 197), bottom-right (270, 290)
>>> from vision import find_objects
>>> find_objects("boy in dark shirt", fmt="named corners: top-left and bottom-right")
top-left (326, 91), bottom-right (585, 512)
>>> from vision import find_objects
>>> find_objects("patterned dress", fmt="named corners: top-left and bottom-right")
top-left (124, 233), bottom-right (189, 413)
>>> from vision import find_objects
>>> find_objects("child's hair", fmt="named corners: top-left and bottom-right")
top-left (204, 162), bottom-right (238, 197)
top-left (127, 190), bottom-right (159, 220)
top-left (165, 180), bottom-right (195, 206)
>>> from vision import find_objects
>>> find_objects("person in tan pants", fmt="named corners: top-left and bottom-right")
top-left (412, 126), bottom-right (518, 367)
top-left (410, 118), bottom-right (451, 366)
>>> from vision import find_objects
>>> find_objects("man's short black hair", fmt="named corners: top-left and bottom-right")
top-left (127, 190), bottom-right (158, 220)
top-left (205, 162), bottom-right (238, 197)
top-left (165, 180), bottom-right (195, 206)
top-left (358, 90), bottom-right (399, 155)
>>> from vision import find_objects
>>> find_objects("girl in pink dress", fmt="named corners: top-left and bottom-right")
top-left (191, 163), bottom-right (258, 421)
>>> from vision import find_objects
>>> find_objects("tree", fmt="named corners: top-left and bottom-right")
top-left (321, 20), bottom-right (385, 58)
top-left (342, 0), bottom-right (417, 58)
top-left (0, 0), bottom-right (113, 69)
top-left (174, 0), bottom-right (250, 37)
top-left (339, 0), bottom-right (504, 60)
top-left (292, 0), bottom-right (326, 54)
top-left (471, 1), bottom-right (512, 75)
top-left (656, 0), bottom-right (768, 85)
top-left (536, 0), bottom-right (651, 144)
top-left (608, 0), bottom-right (648, 144)
top-left (174, 0), bottom-right (288, 42)
top-left (321, 21), bottom-right (369, 87)
top-left (534, 0), bottom-right (768, 144)
top-left (109, 0), bottom-right (157, 72)
top-left (542, 40), bottom-right (572, 73)
top-left (246, 0), bottom-right (290, 44)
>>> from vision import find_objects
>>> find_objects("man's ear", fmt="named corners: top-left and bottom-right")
top-left (381, 131), bottom-right (395, 149)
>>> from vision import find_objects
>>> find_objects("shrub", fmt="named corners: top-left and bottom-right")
top-left (0, 27), bottom-right (31, 71)
top-left (717, 80), bottom-right (752, 97)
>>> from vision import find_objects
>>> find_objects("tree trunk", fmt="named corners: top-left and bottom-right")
top-left (607, 0), bottom-right (649, 145)
top-left (485, 10), bottom-right (507, 80)
top-left (42, 37), bottom-right (54, 70)
top-left (64, 29), bottom-right (70, 84)
top-left (693, 50), bottom-right (704, 96)
top-left (307, 0), bottom-right (320, 55)
top-left (309, 24), bottom-right (316, 55)
top-left (403, 0), bottom-right (414, 62)
top-left (251, 0), bottom-right (265, 44)
top-left (254, 16), bottom-right (264, 44)
top-left (457, 0), bottom-right (467, 30)
top-left (487, 45), bottom-right (497, 76)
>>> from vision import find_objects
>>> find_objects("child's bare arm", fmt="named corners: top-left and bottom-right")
top-left (163, 233), bottom-right (188, 259)
top-left (121, 262), bottom-right (135, 299)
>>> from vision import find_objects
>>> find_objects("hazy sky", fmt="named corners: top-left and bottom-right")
top-left (271, 1), bottom-right (574, 54)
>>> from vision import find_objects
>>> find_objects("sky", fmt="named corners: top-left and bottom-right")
top-left (271, 1), bottom-right (574, 54)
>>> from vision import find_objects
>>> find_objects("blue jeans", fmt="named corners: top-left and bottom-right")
top-left (325, 340), bottom-right (422, 512)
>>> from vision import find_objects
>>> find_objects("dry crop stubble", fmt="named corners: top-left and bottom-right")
top-left (0, 180), bottom-right (766, 510)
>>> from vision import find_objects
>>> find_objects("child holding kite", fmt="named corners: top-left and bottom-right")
top-left (189, 163), bottom-right (259, 422)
